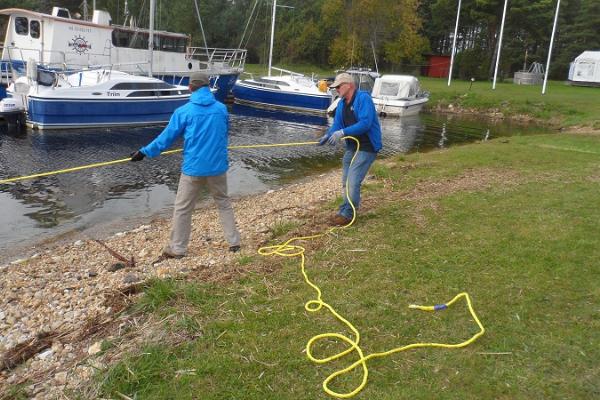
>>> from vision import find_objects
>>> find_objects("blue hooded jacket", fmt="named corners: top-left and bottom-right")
top-left (140, 87), bottom-right (229, 176)
top-left (328, 90), bottom-right (382, 152)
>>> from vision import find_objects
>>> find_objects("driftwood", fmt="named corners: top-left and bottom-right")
top-left (93, 239), bottom-right (136, 268)
top-left (1, 332), bottom-right (58, 371)
top-left (0, 284), bottom-right (143, 373)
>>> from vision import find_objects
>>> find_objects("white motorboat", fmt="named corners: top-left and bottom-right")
top-left (4, 68), bottom-right (190, 129)
top-left (371, 75), bottom-right (429, 117)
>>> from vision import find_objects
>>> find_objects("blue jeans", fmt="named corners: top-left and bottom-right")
top-left (338, 149), bottom-right (377, 219)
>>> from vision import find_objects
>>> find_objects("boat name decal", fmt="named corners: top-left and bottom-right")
top-left (68, 35), bottom-right (91, 54)
top-left (107, 92), bottom-right (120, 97)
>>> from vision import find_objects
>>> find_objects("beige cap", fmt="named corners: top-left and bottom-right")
top-left (329, 73), bottom-right (355, 88)
top-left (190, 72), bottom-right (210, 87)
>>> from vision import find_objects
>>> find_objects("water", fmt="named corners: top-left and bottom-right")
top-left (0, 105), bottom-right (545, 262)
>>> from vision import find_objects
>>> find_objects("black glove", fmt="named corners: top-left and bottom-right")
top-left (130, 150), bottom-right (145, 162)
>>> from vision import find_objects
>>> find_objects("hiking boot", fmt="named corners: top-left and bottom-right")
top-left (229, 245), bottom-right (241, 253)
top-left (329, 214), bottom-right (352, 226)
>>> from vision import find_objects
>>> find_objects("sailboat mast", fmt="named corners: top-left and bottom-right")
top-left (148, 0), bottom-right (155, 77)
top-left (268, 0), bottom-right (277, 77)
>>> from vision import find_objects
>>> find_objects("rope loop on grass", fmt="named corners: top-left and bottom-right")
top-left (258, 137), bottom-right (486, 398)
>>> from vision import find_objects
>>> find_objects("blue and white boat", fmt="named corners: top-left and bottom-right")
top-left (233, 68), bottom-right (332, 115)
top-left (0, 5), bottom-right (246, 103)
top-left (232, 0), bottom-right (332, 114)
top-left (6, 68), bottom-right (190, 129)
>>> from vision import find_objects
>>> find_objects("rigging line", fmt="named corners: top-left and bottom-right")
top-left (193, 0), bottom-right (210, 59)
top-left (0, 141), bottom-right (319, 185)
top-left (237, 0), bottom-right (260, 50)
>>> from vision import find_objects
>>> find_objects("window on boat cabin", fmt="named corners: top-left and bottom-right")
top-left (112, 29), bottom-right (130, 47)
top-left (0, 15), bottom-right (9, 43)
top-left (109, 82), bottom-right (174, 90)
top-left (379, 82), bottom-right (400, 97)
top-left (244, 81), bottom-right (280, 90)
top-left (255, 78), bottom-right (289, 87)
top-left (111, 29), bottom-right (186, 53)
top-left (15, 17), bottom-right (28, 36)
top-left (30, 20), bottom-right (40, 39)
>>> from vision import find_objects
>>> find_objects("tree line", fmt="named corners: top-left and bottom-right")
top-left (5, 0), bottom-right (599, 80)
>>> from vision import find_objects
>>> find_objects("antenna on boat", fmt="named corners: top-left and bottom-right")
top-left (267, 1), bottom-right (293, 77)
top-left (370, 41), bottom-right (379, 75)
top-left (123, 0), bottom-right (130, 26)
top-left (268, 0), bottom-right (277, 77)
top-left (82, 0), bottom-right (89, 20)
top-left (193, 0), bottom-right (211, 61)
top-left (148, 0), bottom-right (155, 77)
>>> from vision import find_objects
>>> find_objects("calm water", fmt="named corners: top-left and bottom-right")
top-left (0, 105), bottom-right (544, 262)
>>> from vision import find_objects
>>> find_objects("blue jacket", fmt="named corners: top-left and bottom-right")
top-left (140, 87), bottom-right (229, 176)
top-left (327, 90), bottom-right (382, 152)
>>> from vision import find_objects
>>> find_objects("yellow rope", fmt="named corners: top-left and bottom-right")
top-left (0, 141), bottom-right (319, 185)
top-left (259, 137), bottom-right (485, 398)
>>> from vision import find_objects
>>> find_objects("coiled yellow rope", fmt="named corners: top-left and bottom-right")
top-left (0, 141), bottom-right (318, 185)
top-left (259, 137), bottom-right (485, 398)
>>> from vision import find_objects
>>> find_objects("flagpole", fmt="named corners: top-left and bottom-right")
top-left (542, 0), bottom-right (561, 95)
top-left (447, 0), bottom-right (462, 86)
top-left (492, 0), bottom-right (509, 89)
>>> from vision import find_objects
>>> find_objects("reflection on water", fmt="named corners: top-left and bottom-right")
top-left (0, 106), bottom-right (544, 260)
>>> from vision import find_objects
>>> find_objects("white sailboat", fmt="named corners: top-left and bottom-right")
top-left (232, 0), bottom-right (332, 115)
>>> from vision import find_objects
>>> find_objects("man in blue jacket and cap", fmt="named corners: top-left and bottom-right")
top-left (130, 72), bottom-right (241, 259)
top-left (319, 72), bottom-right (382, 226)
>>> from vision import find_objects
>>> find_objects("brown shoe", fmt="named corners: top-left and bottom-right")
top-left (329, 214), bottom-right (352, 226)
top-left (152, 250), bottom-right (185, 265)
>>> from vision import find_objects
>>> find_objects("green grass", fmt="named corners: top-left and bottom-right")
top-left (419, 77), bottom-right (600, 128)
top-left (84, 133), bottom-right (600, 399)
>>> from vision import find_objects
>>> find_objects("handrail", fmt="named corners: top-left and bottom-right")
top-left (271, 66), bottom-right (305, 78)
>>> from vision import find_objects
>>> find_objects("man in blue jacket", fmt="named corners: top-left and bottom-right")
top-left (130, 72), bottom-right (241, 259)
top-left (319, 72), bottom-right (382, 226)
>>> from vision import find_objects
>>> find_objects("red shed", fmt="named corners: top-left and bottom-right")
top-left (423, 55), bottom-right (451, 78)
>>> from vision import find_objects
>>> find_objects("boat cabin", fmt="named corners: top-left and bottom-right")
top-left (372, 75), bottom-right (423, 99)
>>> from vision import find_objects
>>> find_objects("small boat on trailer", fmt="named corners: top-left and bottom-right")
top-left (6, 68), bottom-right (190, 129)
top-left (371, 75), bottom-right (429, 117)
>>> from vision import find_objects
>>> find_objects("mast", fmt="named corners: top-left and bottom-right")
top-left (148, 0), bottom-right (155, 77)
top-left (268, 0), bottom-right (277, 77)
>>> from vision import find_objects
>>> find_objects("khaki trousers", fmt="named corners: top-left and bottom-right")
top-left (166, 173), bottom-right (241, 255)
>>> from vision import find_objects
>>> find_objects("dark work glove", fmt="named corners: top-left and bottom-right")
top-left (317, 134), bottom-right (328, 146)
top-left (130, 150), bottom-right (145, 162)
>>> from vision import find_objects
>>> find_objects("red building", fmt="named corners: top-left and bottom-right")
top-left (422, 55), bottom-right (451, 78)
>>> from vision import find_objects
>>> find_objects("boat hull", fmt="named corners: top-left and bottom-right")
top-left (27, 96), bottom-right (189, 129)
top-left (233, 83), bottom-right (331, 115)
top-left (373, 97), bottom-right (428, 117)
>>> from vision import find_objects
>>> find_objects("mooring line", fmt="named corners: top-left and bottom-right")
top-left (258, 137), bottom-right (485, 398)
top-left (0, 141), bottom-right (319, 185)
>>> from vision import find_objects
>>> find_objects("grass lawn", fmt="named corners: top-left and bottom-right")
top-left (84, 132), bottom-right (600, 399)
top-left (420, 77), bottom-right (600, 129)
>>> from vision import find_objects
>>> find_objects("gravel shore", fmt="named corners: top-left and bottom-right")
top-left (0, 169), bottom-right (343, 399)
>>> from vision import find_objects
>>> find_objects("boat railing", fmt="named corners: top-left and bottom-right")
top-left (187, 47), bottom-right (247, 72)
top-left (271, 67), bottom-right (306, 78)
top-left (1, 46), bottom-right (115, 75)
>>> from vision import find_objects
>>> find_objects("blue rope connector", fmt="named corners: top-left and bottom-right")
top-left (434, 304), bottom-right (448, 311)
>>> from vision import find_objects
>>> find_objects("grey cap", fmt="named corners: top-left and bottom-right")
top-left (189, 72), bottom-right (210, 87)
top-left (329, 73), bottom-right (354, 88)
